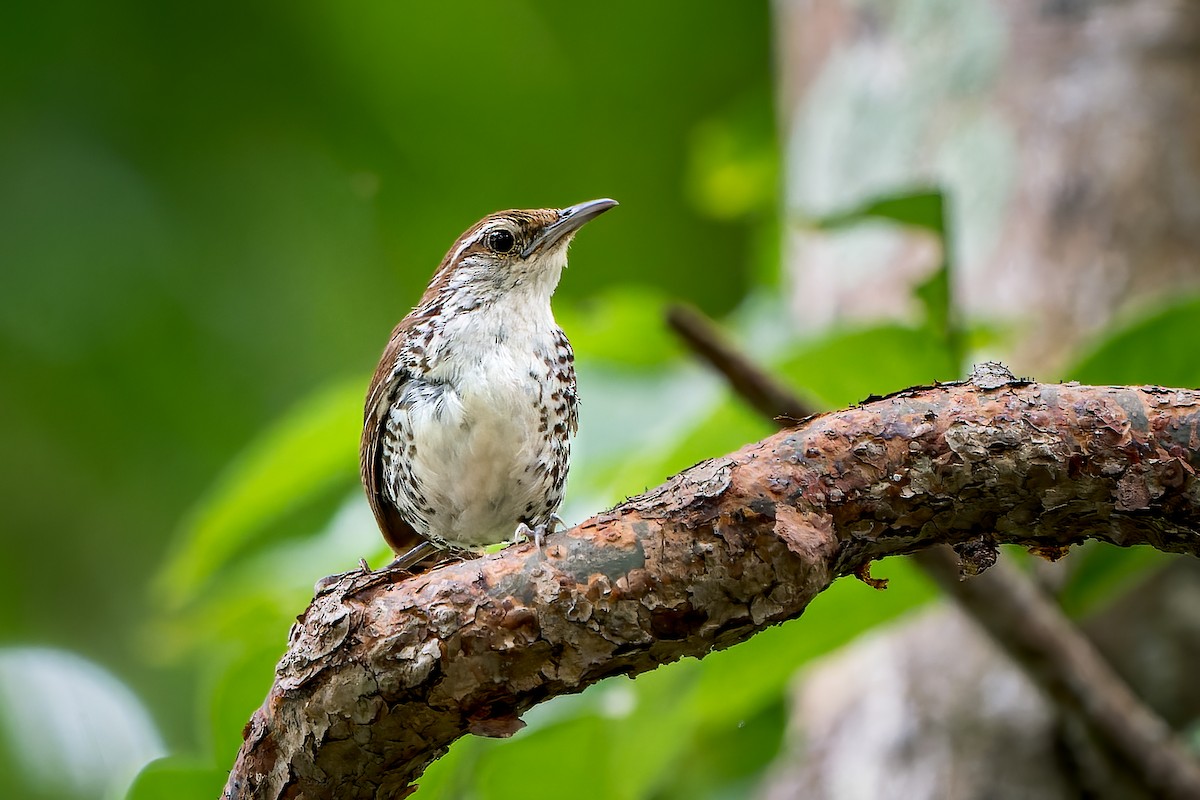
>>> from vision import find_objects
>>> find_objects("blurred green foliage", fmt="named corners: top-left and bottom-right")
top-left (0, 0), bottom-right (771, 656)
top-left (2, 2), bottom-right (1197, 799)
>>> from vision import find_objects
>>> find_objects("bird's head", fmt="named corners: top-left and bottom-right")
top-left (432, 199), bottom-right (618, 299)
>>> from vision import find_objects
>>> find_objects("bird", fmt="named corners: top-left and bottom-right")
top-left (360, 199), bottom-right (618, 571)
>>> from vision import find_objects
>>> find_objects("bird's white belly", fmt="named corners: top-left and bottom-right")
top-left (402, 362), bottom-right (549, 548)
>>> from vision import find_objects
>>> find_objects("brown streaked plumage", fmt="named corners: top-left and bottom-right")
top-left (360, 199), bottom-right (617, 570)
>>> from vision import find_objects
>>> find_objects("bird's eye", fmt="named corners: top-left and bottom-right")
top-left (486, 229), bottom-right (516, 254)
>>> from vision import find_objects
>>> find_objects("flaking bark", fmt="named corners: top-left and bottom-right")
top-left (224, 378), bottom-right (1200, 800)
top-left (666, 306), bottom-right (1200, 797)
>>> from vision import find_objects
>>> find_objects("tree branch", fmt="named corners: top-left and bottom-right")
top-left (665, 304), bottom-right (816, 420)
top-left (665, 304), bottom-right (1200, 797)
top-left (224, 378), bottom-right (1200, 800)
top-left (915, 548), bottom-right (1200, 798)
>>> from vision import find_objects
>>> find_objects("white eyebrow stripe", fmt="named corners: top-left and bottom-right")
top-left (446, 230), bottom-right (480, 267)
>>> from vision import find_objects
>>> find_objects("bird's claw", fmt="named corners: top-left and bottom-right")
top-left (314, 558), bottom-right (372, 595)
top-left (514, 517), bottom-right (563, 554)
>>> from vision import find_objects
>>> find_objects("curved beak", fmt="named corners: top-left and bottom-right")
top-left (522, 198), bottom-right (618, 258)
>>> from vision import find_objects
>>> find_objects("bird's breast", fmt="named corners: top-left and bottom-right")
top-left (390, 309), bottom-right (574, 549)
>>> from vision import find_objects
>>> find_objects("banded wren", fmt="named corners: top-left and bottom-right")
top-left (360, 199), bottom-right (618, 570)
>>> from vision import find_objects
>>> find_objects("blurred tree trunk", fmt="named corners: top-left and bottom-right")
top-left (760, 560), bottom-right (1200, 800)
top-left (774, 0), bottom-right (1200, 371)
top-left (766, 1), bottom-right (1200, 797)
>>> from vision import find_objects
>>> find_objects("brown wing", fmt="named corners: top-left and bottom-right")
top-left (360, 323), bottom-right (427, 558)
top-left (554, 327), bottom-right (580, 436)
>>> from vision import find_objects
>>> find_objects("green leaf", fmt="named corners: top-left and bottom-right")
top-left (473, 715), bottom-right (619, 800)
top-left (806, 190), bottom-right (962, 365)
top-left (125, 757), bottom-right (226, 800)
top-left (656, 699), bottom-right (788, 800)
top-left (687, 556), bottom-right (937, 728)
top-left (777, 324), bottom-right (958, 409)
top-left (914, 257), bottom-right (955, 354)
top-left (603, 667), bottom-right (703, 800)
top-left (810, 188), bottom-right (945, 234)
top-left (558, 286), bottom-right (683, 368)
top-left (146, 494), bottom-right (389, 662)
top-left (206, 645), bottom-right (282, 766)
top-left (684, 85), bottom-right (778, 221)
top-left (1068, 295), bottom-right (1200, 387)
top-left (411, 735), bottom-right (480, 799)
top-left (156, 379), bottom-right (363, 607)
top-left (649, 398), bottom-right (777, 492)
top-left (429, 668), bottom-right (699, 800)
top-left (1057, 541), bottom-right (1174, 617)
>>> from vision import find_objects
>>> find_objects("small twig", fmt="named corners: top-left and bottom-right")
top-left (665, 305), bottom-right (1200, 800)
top-left (665, 304), bottom-right (815, 420)
top-left (917, 548), bottom-right (1200, 799)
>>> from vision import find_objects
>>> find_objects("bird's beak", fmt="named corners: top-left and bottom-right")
top-left (522, 198), bottom-right (618, 258)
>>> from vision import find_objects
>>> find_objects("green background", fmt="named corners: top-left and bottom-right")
top-left (2, 3), bottom-right (1196, 799)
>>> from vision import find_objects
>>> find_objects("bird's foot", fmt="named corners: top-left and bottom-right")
top-left (313, 558), bottom-right (373, 595)
top-left (515, 516), bottom-right (565, 554)
top-left (514, 522), bottom-right (542, 552)
top-left (384, 541), bottom-right (443, 572)
top-left (314, 543), bottom-right (445, 595)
